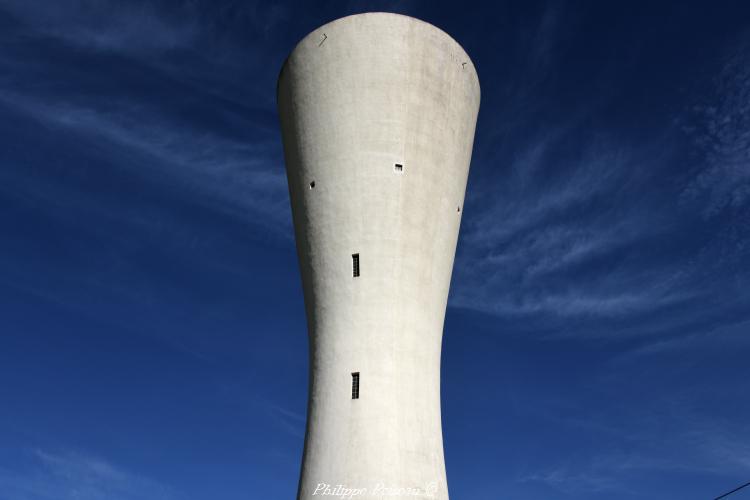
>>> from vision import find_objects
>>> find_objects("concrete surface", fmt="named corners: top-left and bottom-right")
top-left (277, 12), bottom-right (480, 500)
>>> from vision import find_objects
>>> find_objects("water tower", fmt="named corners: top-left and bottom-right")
top-left (277, 13), bottom-right (480, 499)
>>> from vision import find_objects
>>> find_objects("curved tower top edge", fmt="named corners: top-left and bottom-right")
top-left (276, 12), bottom-right (481, 101)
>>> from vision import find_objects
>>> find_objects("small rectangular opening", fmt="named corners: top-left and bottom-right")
top-left (351, 372), bottom-right (360, 399)
top-left (352, 253), bottom-right (360, 277)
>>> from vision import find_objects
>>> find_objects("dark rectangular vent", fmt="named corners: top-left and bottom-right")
top-left (351, 372), bottom-right (360, 399)
top-left (352, 253), bottom-right (360, 277)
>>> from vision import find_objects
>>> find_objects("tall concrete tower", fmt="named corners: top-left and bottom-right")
top-left (277, 13), bottom-right (480, 500)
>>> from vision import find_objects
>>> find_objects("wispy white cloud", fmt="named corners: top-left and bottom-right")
top-left (0, 3), bottom-right (296, 352)
top-left (0, 0), bottom-right (199, 53)
top-left (682, 38), bottom-right (750, 217)
top-left (0, 90), bottom-right (291, 236)
top-left (620, 318), bottom-right (750, 359)
top-left (0, 449), bottom-right (174, 500)
top-left (524, 2), bottom-right (565, 78)
top-left (0, 0), bottom-right (294, 58)
top-left (521, 467), bottom-right (620, 495)
top-left (447, 7), bottom-right (749, 333)
top-left (264, 400), bottom-right (306, 439)
top-left (521, 407), bottom-right (750, 496)
top-left (453, 135), bottom-right (693, 322)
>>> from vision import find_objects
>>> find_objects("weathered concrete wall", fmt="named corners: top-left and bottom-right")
top-left (277, 13), bottom-right (480, 500)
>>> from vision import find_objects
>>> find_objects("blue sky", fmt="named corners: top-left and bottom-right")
top-left (1, 1), bottom-right (749, 499)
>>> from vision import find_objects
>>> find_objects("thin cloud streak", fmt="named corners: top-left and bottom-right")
top-left (519, 403), bottom-right (750, 496)
top-left (0, 0), bottom-right (199, 53)
top-left (452, 133), bottom-right (694, 324)
top-left (0, 89), bottom-right (290, 234)
top-left (265, 401), bottom-right (306, 439)
top-left (682, 37), bottom-right (750, 218)
top-left (0, 449), bottom-right (174, 500)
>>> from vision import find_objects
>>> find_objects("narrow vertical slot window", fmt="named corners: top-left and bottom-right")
top-left (352, 253), bottom-right (360, 277)
top-left (351, 372), bottom-right (360, 399)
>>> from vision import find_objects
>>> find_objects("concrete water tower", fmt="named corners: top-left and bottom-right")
top-left (277, 13), bottom-right (480, 500)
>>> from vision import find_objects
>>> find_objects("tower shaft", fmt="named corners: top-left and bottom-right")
top-left (277, 13), bottom-right (480, 500)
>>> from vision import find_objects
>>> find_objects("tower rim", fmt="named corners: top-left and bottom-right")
top-left (275, 12), bottom-right (481, 103)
